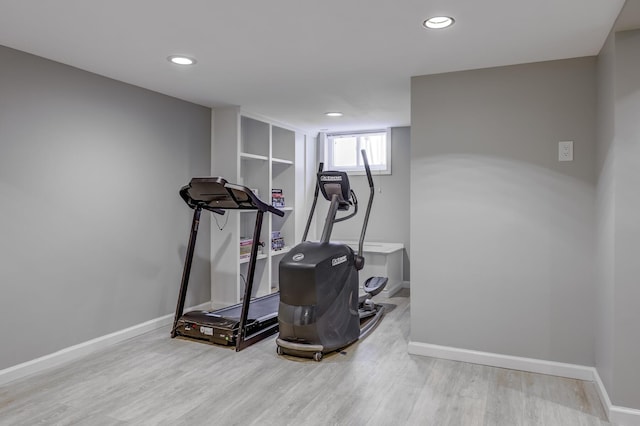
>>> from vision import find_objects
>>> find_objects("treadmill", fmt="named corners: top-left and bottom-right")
top-left (171, 177), bottom-right (284, 351)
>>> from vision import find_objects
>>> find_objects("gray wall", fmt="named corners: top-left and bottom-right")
top-left (317, 127), bottom-right (411, 281)
top-left (410, 58), bottom-right (597, 365)
top-left (595, 28), bottom-right (640, 409)
top-left (0, 45), bottom-right (212, 370)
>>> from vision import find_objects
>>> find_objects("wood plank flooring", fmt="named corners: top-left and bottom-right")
top-left (0, 289), bottom-right (610, 425)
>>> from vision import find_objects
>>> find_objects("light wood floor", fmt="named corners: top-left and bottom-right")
top-left (0, 289), bottom-right (610, 425)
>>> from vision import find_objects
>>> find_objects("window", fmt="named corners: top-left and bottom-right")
top-left (325, 129), bottom-right (391, 175)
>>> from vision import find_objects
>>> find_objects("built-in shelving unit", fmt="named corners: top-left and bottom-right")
top-left (210, 107), bottom-right (307, 305)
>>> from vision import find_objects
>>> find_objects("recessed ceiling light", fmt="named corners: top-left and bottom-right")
top-left (423, 16), bottom-right (455, 29)
top-left (325, 112), bottom-right (343, 117)
top-left (168, 55), bottom-right (197, 65)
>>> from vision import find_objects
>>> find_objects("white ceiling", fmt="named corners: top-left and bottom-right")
top-left (0, 0), bottom-right (627, 134)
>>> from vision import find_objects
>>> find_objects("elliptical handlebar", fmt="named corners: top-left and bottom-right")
top-left (364, 151), bottom-right (374, 189)
top-left (302, 162), bottom-right (324, 242)
top-left (333, 189), bottom-right (358, 223)
top-left (357, 149), bottom-right (374, 264)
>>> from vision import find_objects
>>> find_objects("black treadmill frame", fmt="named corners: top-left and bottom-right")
top-left (171, 177), bottom-right (284, 351)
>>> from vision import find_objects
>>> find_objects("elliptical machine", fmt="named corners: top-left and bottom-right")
top-left (276, 150), bottom-right (387, 361)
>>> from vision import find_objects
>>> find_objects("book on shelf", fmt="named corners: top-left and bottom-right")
top-left (240, 237), bottom-right (252, 259)
top-left (271, 189), bottom-right (285, 208)
top-left (271, 230), bottom-right (285, 251)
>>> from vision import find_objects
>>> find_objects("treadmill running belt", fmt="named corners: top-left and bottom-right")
top-left (211, 292), bottom-right (280, 322)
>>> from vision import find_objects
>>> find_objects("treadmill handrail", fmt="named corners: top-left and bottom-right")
top-left (224, 182), bottom-right (285, 216)
top-left (179, 185), bottom-right (225, 215)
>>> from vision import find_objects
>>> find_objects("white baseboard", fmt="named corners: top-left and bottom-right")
top-left (407, 341), bottom-right (594, 380)
top-left (402, 280), bottom-right (410, 288)
top-left (408, 341), bottom-right (640, 425)
top-left (609, 405), bottom-right (640, 426)
top-left (592, 369), bottom-right (640, 426)
top-left (0, 301), bottom-right (211, 386)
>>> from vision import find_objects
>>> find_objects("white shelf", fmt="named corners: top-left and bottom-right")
top-left (270, 246), bottom-right (292, 256)
top-left (272, 157), bottom-right (294, 165)
top-left (240, 152), bottom-right (268, 161)
top-left (239, 253), bottom-right (268, 264)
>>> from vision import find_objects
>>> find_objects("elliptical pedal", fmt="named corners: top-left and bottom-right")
top-left (363, 276), bottom-right (388, 297)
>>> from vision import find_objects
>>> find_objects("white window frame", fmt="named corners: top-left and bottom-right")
top-left (323, 129), bottom-right (391, 175)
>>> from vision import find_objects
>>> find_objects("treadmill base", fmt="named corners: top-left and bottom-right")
top-left (175, 314), bottom-right (237, 346)
top-left (174, 293), bottom-right (281, 348)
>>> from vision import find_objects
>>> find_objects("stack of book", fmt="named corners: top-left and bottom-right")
top-left (239, 238), bottom-right (253, 260)
top-left (271, 189), bottom-right (285, 208)
top-left (271, 231), bottom-right (285, 251)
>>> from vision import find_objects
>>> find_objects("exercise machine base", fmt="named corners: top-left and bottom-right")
top-left (173, 292), bottom-right (280, 348)
top-left (276, 302), bottom-right (385, 362)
